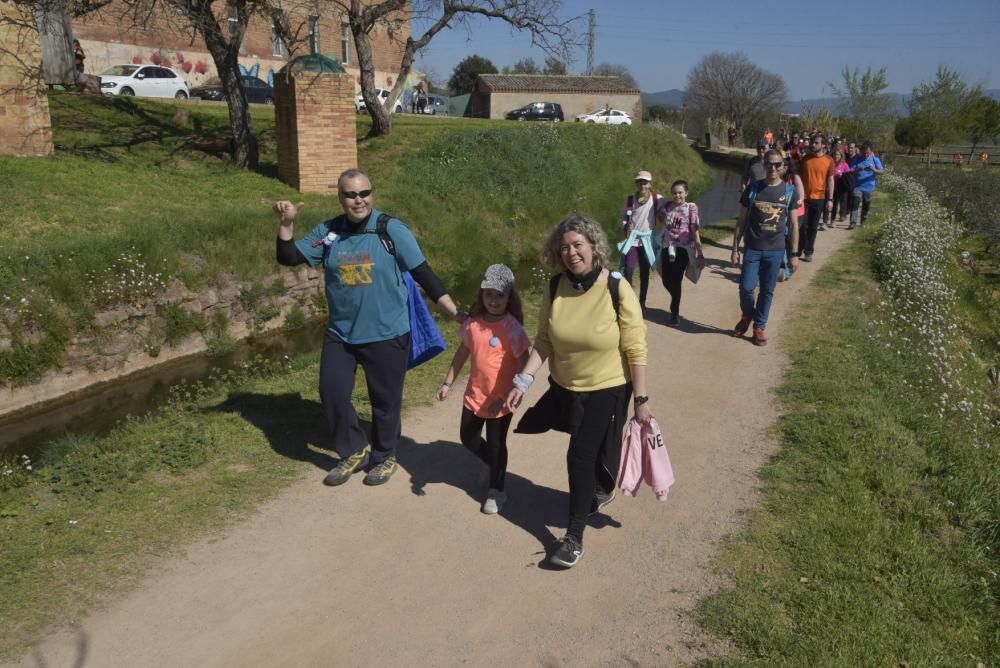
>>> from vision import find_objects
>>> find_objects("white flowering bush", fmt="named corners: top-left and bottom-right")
top-left (84, 247), bottom-right (167, 309)
top-left (0, 454), bottom-right (34, 493)
top-left (869, 171), bottom-right (996, 446)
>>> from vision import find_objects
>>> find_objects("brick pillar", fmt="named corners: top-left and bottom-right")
top-left (0, 3), bottom-right (54, 156)
top-left (275, 65), bottom-right (356, 194)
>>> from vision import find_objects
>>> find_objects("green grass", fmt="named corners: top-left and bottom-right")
top-left (0, 290), bottom-right (538, 658)
top-left (697, 193), bottom-right (999, 666)
top-left (0, 93), bottom-right (711, 384)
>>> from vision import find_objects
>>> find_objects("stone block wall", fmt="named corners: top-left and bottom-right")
top-left (0, 3), bottom-right (53, 156)
top-left (275, 70), bottom-right (356, 194)
top-left (1, 267), bottom-right (327, 417)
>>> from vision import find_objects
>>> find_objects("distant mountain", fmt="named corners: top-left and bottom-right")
top-left (784, 94), bottom-right (908, 116)
top-left (641, 89), bottom-right (684, 109)
top-left (643, 89), bottom-right (1000, 116)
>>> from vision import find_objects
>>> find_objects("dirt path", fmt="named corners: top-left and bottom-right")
top-left (18, 225), bottom-right (852, 668)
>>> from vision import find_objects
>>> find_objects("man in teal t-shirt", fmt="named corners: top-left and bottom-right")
top-left (274, 169), bottom-right (464, 488)
top-left (294, 206), bottom-right (424, 344)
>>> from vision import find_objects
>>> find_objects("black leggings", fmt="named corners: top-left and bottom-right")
top-left (565, 384), bottom-right (630, 542)
top-left (459, 407), bottom-right (513, 491)
top-left (660, 246), bottom-right (690, 317)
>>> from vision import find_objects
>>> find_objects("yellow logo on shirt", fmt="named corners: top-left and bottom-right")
top-left (754, 201), bottom-right (783, 232)
top-left (340, 262), bottom-right (374, 286)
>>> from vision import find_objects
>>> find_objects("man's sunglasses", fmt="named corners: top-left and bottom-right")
top-left (341, 189), bottom-right (373, 199)
top-left (764, 162), bottom-right (784, 170)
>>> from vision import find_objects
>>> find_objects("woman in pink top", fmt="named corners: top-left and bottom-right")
top-left (438, 264), bottom-right (530, 514)
top-left (656, 180), bottom-right (704, 325)
top-left (830, 149), bottom-right (852, 225)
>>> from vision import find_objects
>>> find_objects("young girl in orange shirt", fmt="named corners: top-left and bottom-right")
top-left (437, 264), bottom-right (530, 514)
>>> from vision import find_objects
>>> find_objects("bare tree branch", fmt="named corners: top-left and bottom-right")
top-left (345, 0), bottom-right (580, 136)
top-left (684, 51), bottom-right (787, 137)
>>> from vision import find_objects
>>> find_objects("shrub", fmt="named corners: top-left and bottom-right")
top-left (872, 171), bottom-right (996, 448)
top-left (894, 163), bottom-right (1000, 255)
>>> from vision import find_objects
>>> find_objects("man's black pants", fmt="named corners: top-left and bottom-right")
top-left (798, 199), bottom-right (824, 258)
top-left (319, 330), bottom-right (410, 463)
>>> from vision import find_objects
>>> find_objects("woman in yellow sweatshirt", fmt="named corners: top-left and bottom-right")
top-left (505, 213), bottom-right (654, 569)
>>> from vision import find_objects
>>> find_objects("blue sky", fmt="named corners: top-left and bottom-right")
top-left (413, 0), bottom-right (1000, 99)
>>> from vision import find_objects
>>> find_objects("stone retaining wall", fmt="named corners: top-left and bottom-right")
top-left (0, 266), bottom-right (324, 418)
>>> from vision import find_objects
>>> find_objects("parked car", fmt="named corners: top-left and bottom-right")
top-left (190, 75), bottom-right (274, 104)
top-left (355, 88), bottom-right (403, 113)
top-left (99, 64), bottom-right (190, 99)
top-left (418, 95), bottom-right (449, 115)
top-left (575, 108), bottom-right (633, 126)
top-left (505, 102), bottom-right (564, 122)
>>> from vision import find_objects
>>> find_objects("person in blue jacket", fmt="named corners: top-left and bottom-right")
top-left (273, 169), bottom-right (465, 487)
top-left (848, 141), bottom-right (885, 229)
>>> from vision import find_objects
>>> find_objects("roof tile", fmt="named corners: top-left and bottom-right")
top-left (477, 74), bottom-right (639, 94)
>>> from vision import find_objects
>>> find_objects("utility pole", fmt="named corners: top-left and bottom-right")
top-left (586, 9), bottom-right (595, 75)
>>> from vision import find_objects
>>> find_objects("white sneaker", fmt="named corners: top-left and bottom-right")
top-left (481, 488), bottom-right (507, 515)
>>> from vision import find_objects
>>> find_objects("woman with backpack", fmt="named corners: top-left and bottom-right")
top-left (505, 214), bottom-right (653, 569)
top-left (619, 170), bottom-right (659, 313)
top-left (777, 156), bottom-right (805, 282)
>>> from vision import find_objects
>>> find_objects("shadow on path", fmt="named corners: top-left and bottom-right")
top-left (645, 306), bottom-right (733, 337)
top-left (395, 436), bottom-right (622, 558)
top-left (210, 392), bottom-right (337, 471)
top-left (211, 391), bottom-right (622, 560)
top-left (702, 258), bottom-right (741, 284)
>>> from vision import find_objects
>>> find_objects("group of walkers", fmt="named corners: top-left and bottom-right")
top-left (270, 146), bottom-right (879, 568)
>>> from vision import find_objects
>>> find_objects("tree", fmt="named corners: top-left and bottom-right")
top-left (894, 115), bottom-right (934, 153)
top-left (503, 57), bottom-right (539, 74)
top-left (963, 94), bottom-right (1000, 159)
top-left (907, 66), bottom-right (981, 162)
top-left (827, 65), bottom-right (895, 144)
top-left (342, 0), bottom-right (579, 137)
top-left (4, 0), bottom-right (302, 168)
top-left (591, 62), bottom-right (637, 89)
top-left (683, 52), bottom-right (788, 138)
top-left (447, 54), bottom-right (498, 95)
top-left (542, 55), bottom-right (565, 75)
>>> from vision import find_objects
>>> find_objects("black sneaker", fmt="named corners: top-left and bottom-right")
top-left (588, 489), bottom-right (616, 516)
top-left (668, 314), bottom-right (679, 326)
top-left (362, 456), bottom-right (398, 486)
top-left (549, 535), bottom-right (584, 568)
top-left (323, 448), bottom-right (369, 486)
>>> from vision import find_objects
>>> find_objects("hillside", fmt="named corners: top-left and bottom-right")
top-left (0, 93), bottom-right (713, 385)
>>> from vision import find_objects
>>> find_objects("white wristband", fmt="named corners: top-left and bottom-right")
top-left (512, 372), bottom-right (535, 393)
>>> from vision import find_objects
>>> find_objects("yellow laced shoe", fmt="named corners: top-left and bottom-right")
top-left (323, 448), bottom-right (369, 486)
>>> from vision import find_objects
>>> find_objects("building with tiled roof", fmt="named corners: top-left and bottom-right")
top-left (471, 74), bottom-right (641, 121)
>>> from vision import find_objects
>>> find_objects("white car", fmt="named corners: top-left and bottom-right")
top-left (575, 109), bottom-right (632, 125)
top-left (355, 88), bottom-right (402, 113)
top-left (99, 65), bottom-right (190, 99)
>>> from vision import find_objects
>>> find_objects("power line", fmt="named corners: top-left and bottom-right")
top-left (586, 9), bottom-right (595, 75)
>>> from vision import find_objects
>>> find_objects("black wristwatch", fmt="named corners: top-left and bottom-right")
top-left (634, 395), bottom-right (649, 406)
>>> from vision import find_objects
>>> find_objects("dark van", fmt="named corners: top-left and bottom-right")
top-left (504, 102), bottom-right (564, 122)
